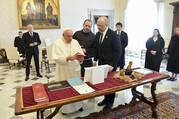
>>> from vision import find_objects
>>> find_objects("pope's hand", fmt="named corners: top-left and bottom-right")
top-left (77, 57), bottom-right (84, 62)
top-left (66, 55), bottom-right (76, 61)
top-left (75, 53), bottom-right (85, 60)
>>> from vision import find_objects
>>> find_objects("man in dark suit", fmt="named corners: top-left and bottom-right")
top-left (14, 31), bottom-right (25, 57)
top-left (115, 22), bottom-right (128, 70)
top-left (94, 17), bottom-right (122, 108)
top-left (23, 24), bottom-right (42, 81)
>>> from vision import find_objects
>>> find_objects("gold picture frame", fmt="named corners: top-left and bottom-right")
top-left (17, 0), bottom-right (60, 29)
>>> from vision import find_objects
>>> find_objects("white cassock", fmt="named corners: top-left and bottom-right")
top-left (52, 37), bottom-right (84, 114)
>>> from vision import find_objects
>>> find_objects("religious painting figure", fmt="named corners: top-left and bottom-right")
top-left (18, 0), bottom-right (60, 29)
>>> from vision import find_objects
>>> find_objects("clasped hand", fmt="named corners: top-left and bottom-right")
top-left (29, 42), bottom-right (38, 47)
top-left (150, 50), bottom-right (157, 55)
top-left (66, 53), bottom-right (85, 62)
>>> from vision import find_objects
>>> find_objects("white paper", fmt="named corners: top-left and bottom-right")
top-left (134, 68), bottom-right (153, 75)
top-left (72, 83), bottom-right (95, 94)
top-left (91, 66), bottom-right (105, 84)
top-left (84, 68), bottom-right (92, 82)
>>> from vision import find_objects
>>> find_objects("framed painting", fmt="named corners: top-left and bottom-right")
top-left (17, 0), bottom-right (60, 29)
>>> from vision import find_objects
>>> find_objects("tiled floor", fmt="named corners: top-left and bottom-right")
top-left (0, 55), bottom-right (179, 119)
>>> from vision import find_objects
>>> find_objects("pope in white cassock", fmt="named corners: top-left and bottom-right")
top-left (52, 29), bottom-right (84, 114)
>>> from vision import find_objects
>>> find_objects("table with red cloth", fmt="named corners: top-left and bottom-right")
top-left (15, 71), bottom-right (169, 119)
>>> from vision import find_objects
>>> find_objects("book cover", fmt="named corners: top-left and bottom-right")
top-left (48, 81), bottom-right (70, 91)
top-left (67, 77), bottom-right (84, 86)
top-left (32, 83), bottom-right (49, 103)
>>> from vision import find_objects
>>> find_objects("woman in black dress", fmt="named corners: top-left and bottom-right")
top-left (145, 29), bottom-right (165, 72)
top-left (167, 27), bottom-right (179, 81)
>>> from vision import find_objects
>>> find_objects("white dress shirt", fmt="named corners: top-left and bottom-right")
top-left (100, 27), bottom-right (108, 43)
top-left (117, 30), bottom-right (121, 36)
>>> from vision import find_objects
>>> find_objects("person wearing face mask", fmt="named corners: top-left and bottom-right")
top-left (145, 29), bottom-right (165, 72)
top-left (167, 27), bottom-right (179, 81)
top-left (73, 19), bottom-right (95, 77)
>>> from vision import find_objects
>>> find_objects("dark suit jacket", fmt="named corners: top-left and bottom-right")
top-left (115, 30), bottom-right (128, 49)
top-left (14, 36), bottom-right (25, 55)
top-left (73, 30), bottom-right (96, 58)
top-left (94, 28), bottom-right (122, 67)
top-left (115, 30), bottom-right (128, 67)
top-left (22, 32), bottom-right (41, 54)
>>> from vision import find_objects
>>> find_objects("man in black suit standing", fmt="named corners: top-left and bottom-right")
top-left (115, 22), bottom-right (128, 70)
top-left (23, 24), bottom-right (42, 81)
top-left (94, 17), bottom-right (122, 108)
top-left (14, 31), bottom-right (25, 57)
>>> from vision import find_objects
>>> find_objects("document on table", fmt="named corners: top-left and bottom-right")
top-left (67, 77), bottom-right (95, 94)
top-left (134, 68), bottom-right (154, 75)
top-left (72, 83), bottom-right (95, 94)
top-left (67, 77), bottom-right (84, 86)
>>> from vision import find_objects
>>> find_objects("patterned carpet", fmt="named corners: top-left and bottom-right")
top-left (76, 92), bottom-right (179, 119)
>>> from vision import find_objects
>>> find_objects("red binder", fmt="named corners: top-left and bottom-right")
top-left (32, 83), bottom-right (49, 104)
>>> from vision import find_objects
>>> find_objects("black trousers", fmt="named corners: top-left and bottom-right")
top-left (98, 61), bottom-right (116, 104)
top-left (104, 70), bottom-right (116, 104)
top-left (81, 58), bottom-right (93, 77)
top-left (118, 51), bottom-right (125, 69)
top-left (102, 93), bottom-right (115, 104)
top-left (113, 51), bottom-right (125, 71)
top-left (26, 51), bottom-right (40, 77)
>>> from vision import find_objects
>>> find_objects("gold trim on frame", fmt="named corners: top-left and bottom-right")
top-left (17, 0), bottom-right (61, 29)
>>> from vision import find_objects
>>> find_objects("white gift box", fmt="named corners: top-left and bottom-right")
top-left (84, 65), bottom-right (110, 84)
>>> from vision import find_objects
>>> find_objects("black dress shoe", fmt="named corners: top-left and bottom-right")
top-left (104, 103), bottom-right (113, 109)
top-left (61, 112), bottom-right (67, 115)
top-left (167, 77), bottom-right (172, 81)
top-left (98, 100), bottom-right (106, 106)
top-left (167, 77), bottom-right (177, 81)
top-left (37, 74), bottom-right (43, 78)
top-left (78, 107), bottom-right (83, 112)
top-left (25, 77), bottom-right (29, 81)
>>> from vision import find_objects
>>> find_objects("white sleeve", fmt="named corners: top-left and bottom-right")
top-left (75, 40), bottom-right (84, 55)
top-left (51, 42), bottom-right (67, 64)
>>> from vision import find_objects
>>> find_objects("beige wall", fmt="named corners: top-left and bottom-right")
top-left (1, 0), bottom-right (175, 58)
top-left (0, 0), bottom-right (121, 59)
top-left (118, 0), bottom-right (128, 24)
top-left (162, 0), bottom-right (179, 46)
